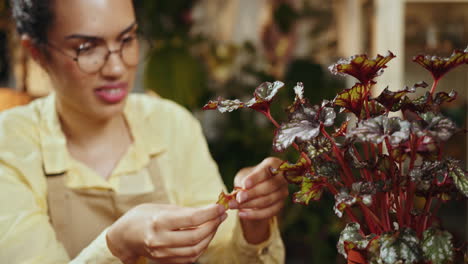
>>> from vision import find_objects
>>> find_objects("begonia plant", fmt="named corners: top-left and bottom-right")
top-left (204, 47), bottom-right (468, 264)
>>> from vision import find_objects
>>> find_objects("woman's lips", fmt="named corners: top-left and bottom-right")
top-left (94, 83), bottom-right (128, 104)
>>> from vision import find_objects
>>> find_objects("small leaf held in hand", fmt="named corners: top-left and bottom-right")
top-left (216, 187), bottom-right (245, 210)
top-left (329, 51), bottom-right (396, 84)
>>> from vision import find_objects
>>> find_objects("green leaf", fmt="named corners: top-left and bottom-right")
top-left (292, 177), bottom-right (326, 205)
top-left (413, 46), bottom-right (468, 81)
top-left (379, 228), bottom-right (423, 264)
top-left (422, 228), bottom-right (454, 264)
top-left (329, 51), bottom-right (396, 84)
top-left (446, 159), bottom-right (468, 197)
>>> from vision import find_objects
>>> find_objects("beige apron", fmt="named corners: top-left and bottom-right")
top-left (46, 155), bottom-right (170, 259)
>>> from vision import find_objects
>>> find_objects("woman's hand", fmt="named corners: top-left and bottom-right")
top-left (106, 203), bottom-right (227, 264)
top-left (230, 157), bottom-right (289, 244)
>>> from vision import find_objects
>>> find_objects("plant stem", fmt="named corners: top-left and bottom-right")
top-left (262, 109), bottom-right (281, 128)
top-left (430, 78), bottom-right (439, 96)
top-left (419, 196), bottom-right (433, 236)
top-left (359, 202), bottom-right (385, 234)
top-left (321, 126), bottom-right (355, 186)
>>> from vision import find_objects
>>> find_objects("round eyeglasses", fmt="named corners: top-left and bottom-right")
top-left (47, 35), bottom-right (140, 74)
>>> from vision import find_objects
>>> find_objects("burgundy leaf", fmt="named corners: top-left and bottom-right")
top-left (329, 51), bottom-right (396, 84)
top-left (413, 47), bottom-right (468, 81)
top-left (334, 83), bottom-right (368, 118)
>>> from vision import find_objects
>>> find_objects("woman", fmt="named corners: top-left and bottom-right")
top-left (0, 0), bottom-right (288, 263)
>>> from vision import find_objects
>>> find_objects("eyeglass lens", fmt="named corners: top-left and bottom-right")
top-left (77, 37), bottom-right (140, 73)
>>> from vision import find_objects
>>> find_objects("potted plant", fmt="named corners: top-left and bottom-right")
top-left (203, 47), bottom-right (468, 264)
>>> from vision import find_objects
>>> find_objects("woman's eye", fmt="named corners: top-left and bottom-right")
top-left (122, 35), bottom-right (136, 45)
top-left (76, 42), bottom-right (96, 54)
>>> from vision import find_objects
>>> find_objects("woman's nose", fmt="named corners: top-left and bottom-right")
top-left (100, 51), bottom-right (125, 78)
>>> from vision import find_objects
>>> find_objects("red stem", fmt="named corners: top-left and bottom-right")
top-left (430, 78), bottom-right (439, 96)
top-left (359, 202), bottom-right (385, 234)
top-left (321, 126), bottom-right (355, 186)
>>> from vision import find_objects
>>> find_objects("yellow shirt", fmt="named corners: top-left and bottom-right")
top-left (0, 93), bottom-right (285, 264)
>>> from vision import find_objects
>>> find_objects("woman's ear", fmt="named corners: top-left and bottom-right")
top-left (20, 35), bottom-right (47, 67)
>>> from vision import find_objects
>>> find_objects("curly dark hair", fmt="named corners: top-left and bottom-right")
top-left (10, 0), bottom-right (54, 44)
top-left (10, 0), bottom-right (140, 45)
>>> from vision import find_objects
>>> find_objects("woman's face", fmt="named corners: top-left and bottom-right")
top-left (43, 0), bottom-right (138, 121)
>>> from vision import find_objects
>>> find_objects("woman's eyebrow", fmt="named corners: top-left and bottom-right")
top-left (64, 21), bottom-right (137, 40)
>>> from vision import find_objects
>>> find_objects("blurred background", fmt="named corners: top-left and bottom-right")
top-left (0, 0), bottom-right (467, 263)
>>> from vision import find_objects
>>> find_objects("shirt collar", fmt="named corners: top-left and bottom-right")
top-left (39, 93), bottom-right (166, 177)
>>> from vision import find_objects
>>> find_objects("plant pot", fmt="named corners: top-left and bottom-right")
top-left (347, 249), bottom-right (368, 264)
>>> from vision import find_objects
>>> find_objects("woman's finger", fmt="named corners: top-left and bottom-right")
top-left (163, 204), bottom-right (225, 230)
top-left (148, 212), bottom-right (227, 248)
top-left (238, 201), bottom-right (284, 220)
top-left (147, 231), bottom-right (216, 259)
top-left (239, 186), bottom-right (288, 209)
top-left (239, 157), bottom-right (282, 189)
top-left (236, 173), bottom-right (286, 204)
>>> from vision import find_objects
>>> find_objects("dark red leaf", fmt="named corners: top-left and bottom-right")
top-left (334, 83), bottom-right (368, 118)
top-left (329, 51), bottom-right (396, 84)
top-left (413, 47), bottom-right (468, 81)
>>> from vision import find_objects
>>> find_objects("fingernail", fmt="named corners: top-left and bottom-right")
top-left (228, 200), bottom-right (238, 209)
top-left (238, 211), bottom-right (248, 218)
top-left (243, 179), bottom-right (253, 189)
top-left (237, 192), bottom-right (248, 203)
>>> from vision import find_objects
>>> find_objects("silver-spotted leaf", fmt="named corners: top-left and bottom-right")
top-left (379, 228), bottom-right (423, 264)
top-left (337, 222), bottom-right (371, 258)
top-left (422, 228), bottom-right (454, 264)
top-left (348, 116), bottom-right (411, 146)
top-left (446, 159), bottom-right (468, 197)
top-left (412, 112), bottom-right (457, 142)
